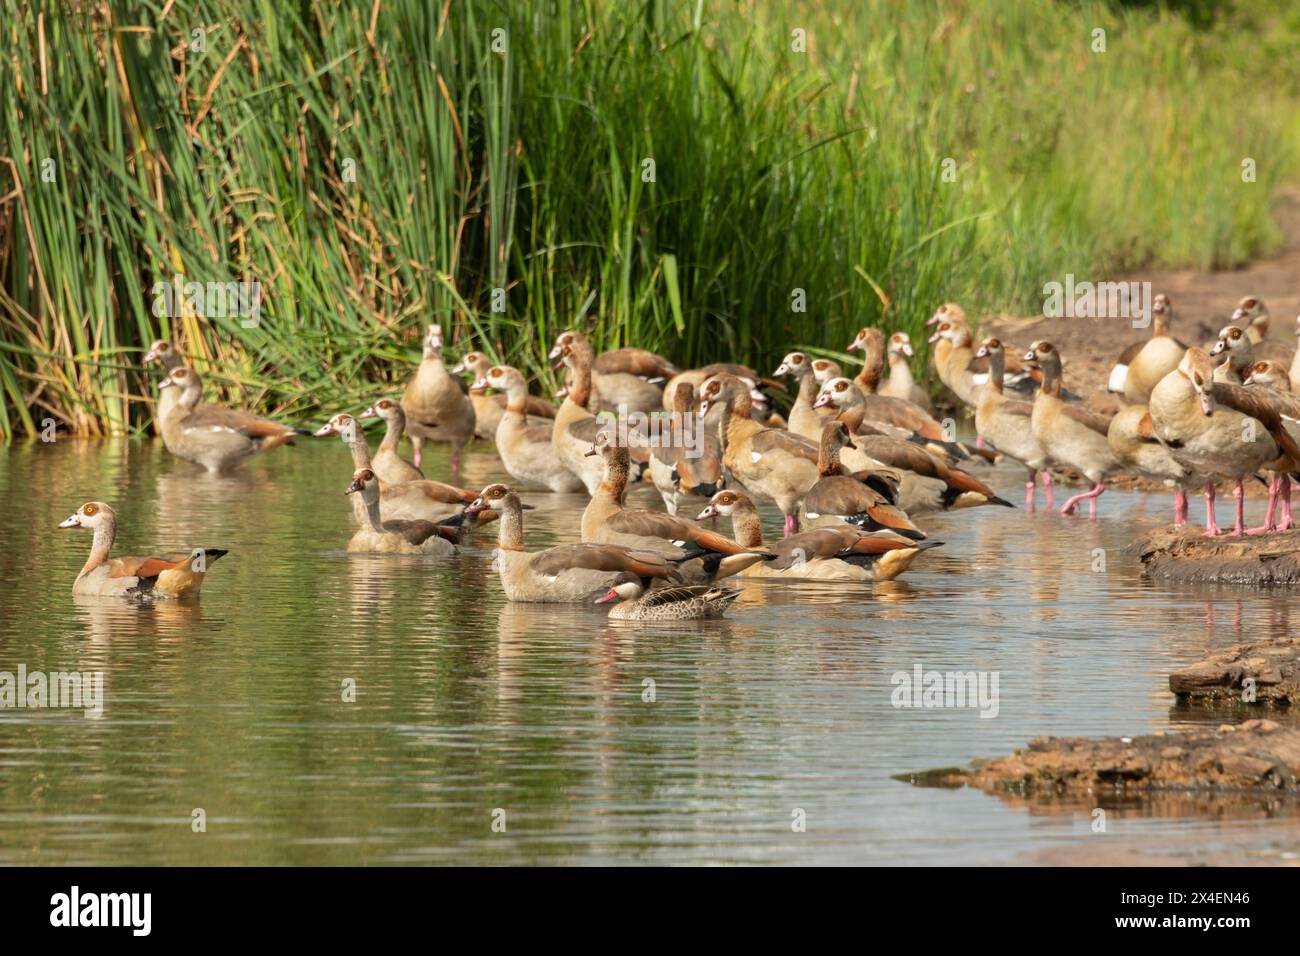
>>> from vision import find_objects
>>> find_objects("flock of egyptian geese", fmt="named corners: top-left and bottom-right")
top-left (58, 295), bottom-right (1300, 621)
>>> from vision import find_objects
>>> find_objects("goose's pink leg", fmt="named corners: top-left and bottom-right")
top-left (1041, 471), bottom-right (1055, 509)
top-left (451, 448), bottom-right (462, 475)
top-left (1228, 479), bottom-right (1247, 536)
top-left (412, 440), bottom-right (423, 471)
top-left (976, 435), bottom-right (987, 450)
top-left (1201, 481), bottom-right (1220, 536)
top-left (1025, 472), bottom-right (1037, 510)
top-left (1174, 489), bottom-right (1189, 527)
top-left (1280, 476), bottom-right (1294, 531)
top-left (1060, 482), bottom-right (1104, 517)
top-left (783, 513), bottom-right (800, 537)
top-left (1247, 475), bottom-right (1280, 535)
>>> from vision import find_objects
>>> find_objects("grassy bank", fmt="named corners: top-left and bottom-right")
top-left (2, 0), bottom-right (1299, 437)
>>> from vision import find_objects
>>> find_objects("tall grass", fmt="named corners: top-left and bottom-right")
top-left (1, 0), bottom-right (1298, 437)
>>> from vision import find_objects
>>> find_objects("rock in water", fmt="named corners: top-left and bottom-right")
top-left (900, 721), bottom-right (1300, 795)
top-left (1132, 527), bottom-right (1300, 585)
top-left (1169, 637), bottom-right (1300, 707)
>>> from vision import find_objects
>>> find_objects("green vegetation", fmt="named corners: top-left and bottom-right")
top-left (3, 0), bottom-right (1299, 437)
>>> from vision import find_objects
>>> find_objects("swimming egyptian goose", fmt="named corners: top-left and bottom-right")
top-left (972, 337), bottom-right (1054, 508)
top-left (813, 379), bottom-right (1011, 513)
top-left (1149, 347), bottom-right (1300, 535)
top-left (550, 337), bottom-right (607, 495)
top-left (450, 350), bottom-right (558, 440)
top-left (773, 351), bottom-right (829, 442)
top-left (647, 383), bottom-right (725, 514)
top-left (581, 433), bottom-right (768, 579)
top-left (315, 413), bottom-right (480, 522)
top-left (880, 332), bottom-right (933, 411)
top-left (801, 421), bottom-right (924, 534)
top-left (549, 330), bottom-right (663, 414)
top-left (474, 365), bottom-right (584, 492)
top-left (58, 501), bottom-right (227, 598)
top-left (698, 372), bottom-right (820, 536)
top-left (402, 325), bottom-right (475, 473)
top-left (1022, 342), bottom-right (1119, 517)
top-left (157, 367), bottom-right (305, 472)
top-left (1106, 293), bottom-right (1185, 402)
top-left (595, 575), bottom-right (739, 621)
top-left (344, 468), bottom-right (460, 555)
top-left (466, 483), bottom-right (680, 601)
top-left (359, 399), bottom-right (424, 483)
top-left (697, 490), bottom-right (941, 582)
top-left (1232, 297), bottom-right (1295, 367)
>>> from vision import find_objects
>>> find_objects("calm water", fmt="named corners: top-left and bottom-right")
top-left (2, 436), bottom-right (1298, 866)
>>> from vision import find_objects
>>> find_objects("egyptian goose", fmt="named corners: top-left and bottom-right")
top-left (879, 332), bottom-right (933, 411)
top-left (402, 325), bottom-right (475, 473)
top-left (801, 421), bottom-right (923, 534)
top-left (58, 501), bottom-right (227, 598)
top-left (465, 483), bottom-right (679, 601)
top-left (594, 347), bottom-right (678, 381)
top-left (698, 372), bottom-right (820, 536)
top-left (773, 351), bottom-right (829, 442)
top-left (925, 306), bottom-right (981, 407)
top-left (581, 433), bottom-right (768, 579)
top-left (475, 365), bottom-right (584, 492)
top-left (697, 490), bottom-right (940, 582)
top-left (344, 469), bottom-right (459, 555)
top-left (1022, 342), bottom-right (1119, 517)
top-left (359, 399), bottom-right (424, 483)
top-left (972, 337), bottom-right (1054, 508)
top-left (1209, 324), bottom-right (1255, 384)
top-left (1232, 297), bottom-right (1295, 367)
top-left (314, 413), bottom-right (479, 522)
top-left (595, 575), bottom-right (739, 621)
top-left (845, 328), bottom-right (955, 440)
top-left (549, 330), bottom-right (662, 414)
top-left (1106, 405), bottom-right (1196, 526)
top-left (1149, 347), bottom-right (1300, 535)
top-left (450, 350), bottom-right (558, 440)
top-left (157, 367), bottom-right (305, 472)
top-left (1241, 360), bottom-right (1300, 531)
top-left (648, 382), bottom-right (725, 514)
top-left (809, 357), bottom-right (844, 388)
top-left (550, 338), bottom-right (607, 495)
top-left (813, 379), bottom-right (1011, 513)
top-left (143, 339), bottom-right (189, 430)
top-left (1105, 294), bottom-right (1185, 402)
top-left (663, 362), bottom-right (785, 414)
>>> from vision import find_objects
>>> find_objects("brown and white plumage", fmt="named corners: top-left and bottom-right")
top-left (595, 574), bottom-right (739, 621)
top-left (697, 490), bottom-right (940, 582)
top-left (466, 483), bottom-right (680, 602)
top-left (344, 469), bottom-right (459, 555)
top-left (402, 325), bottom-right (475, 473)
top-left (59, 501), bottom-right (227, 598)
top-left (360, 399), bottom-right (424, 483)
top-left (450, 350), bottom-right (557, 440)
top-left (973, 337), bottom-right (1054, 508)
top-left (1023, 341), bottom-right (1119, 517)
top-left (157, 367), bottom-right (304, 472)
top-left (475, 365), bottom-right (584, 492)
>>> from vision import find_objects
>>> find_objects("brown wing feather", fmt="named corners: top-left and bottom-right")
top-left (804, 475), bottom-right (886, 516)
top-left (181, 405), bottom-right (297, 438)
top-left (595, 348), bottom-right (679, 379)
top-left (528, 544), bottom-right (675, 579)
top-left (1058, 403), bottom-right (1115, 437)
top-left (1213, 383), bottom-right (1300, 462)
top-left (606, 511), bottom-right (751, 555)
top-left (860, 395), bottom-right (943, 440)
top-left (750, 427), bottom-right (819, 463)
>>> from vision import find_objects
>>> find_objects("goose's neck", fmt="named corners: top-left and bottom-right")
top-left (361, 490), bottom-right (385, 531)
top-left (569, 348), bottom-right (593, 409)
top-left (497, 496), bottom-right (525, 551)
top-left (817, 440), bottom-right (843, 478)
top-left (856, 346), bottom-right (883, 393)
top-left (795, 370), bottom-right (816, 405)
top-left (348, 433), bottom-right (373, 469)
top-left (597, 449), bottom-right (630, 502)
top-left (728, 501), bottom-right (764, 549)
top-left (80, 519), bottom-right (116, 577)
top-left (986, 350), bottom-right (1005, 394)
top-left (505, 382), bottom-right (528, 417)
top-left (378, 413), bottom-right (404, 454)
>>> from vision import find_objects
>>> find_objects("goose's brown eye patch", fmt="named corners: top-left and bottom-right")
top-left (489, 367), bottom-right (504, 376)
top-left (791, 354), bottom-right (803, 364)
top-left (1244, 298), bottom-right (1257, 308)
top-left (1230, 328), bottom-right (1242, 339)
top-left (835, 381), bottom-right (848, 392)
top-left (82, 503), bottom-right (97, 516)
top-left (987, 338), bottom-right (1000, 349)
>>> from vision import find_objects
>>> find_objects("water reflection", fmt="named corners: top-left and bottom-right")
top-left (2, 438), bottom-right (1299, 864)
